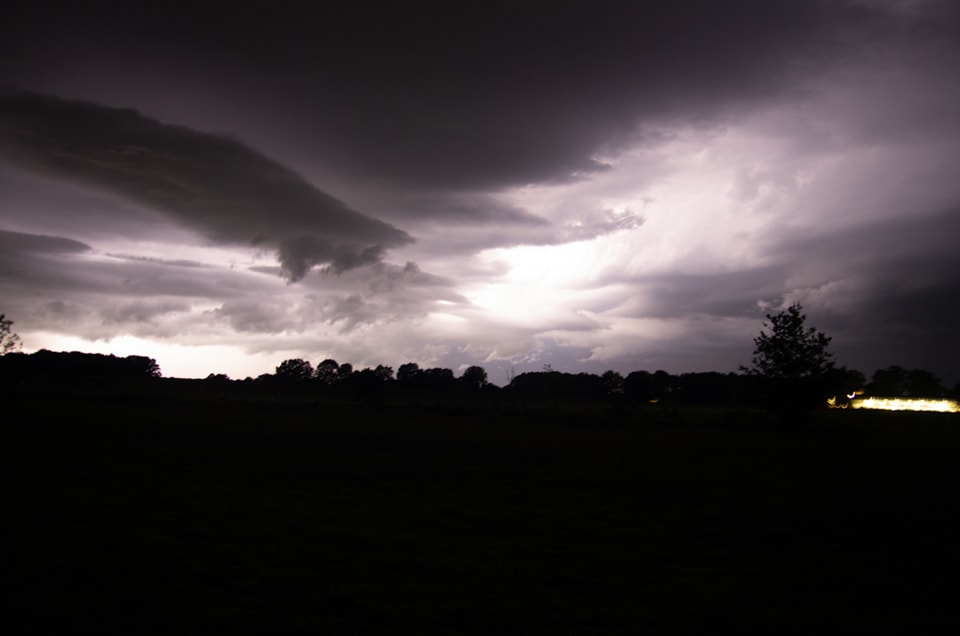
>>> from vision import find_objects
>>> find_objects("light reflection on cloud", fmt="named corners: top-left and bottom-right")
top-left (2, 2), bottom-right (958, 382)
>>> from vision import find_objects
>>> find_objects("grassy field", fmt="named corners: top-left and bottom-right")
top-left (8, 388), bottom-right (960, 633)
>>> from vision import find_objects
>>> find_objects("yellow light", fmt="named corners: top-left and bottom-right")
top-left (826, 396), bottom-right (848, 409)
top-left (849, 398), bottom-right (960, 413)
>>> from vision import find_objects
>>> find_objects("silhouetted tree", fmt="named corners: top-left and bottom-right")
top-left (276, 358), bottom-right (314, 382)
top-left (460, 365), bottom-right (488, 391)
top-left (651, 370), bottom-right (675, 401)
top-left (833, 367), bottom-right (866, 393)
top-left (623, 370), bottom-right (653, 403)
top-left (745, 304), bottom-right (835, 381)
top-left (420, 367), bottom-right (456, 392)
top-left (337, 362), bottom-right (354, 382)
top-left (315, 358), bottom-right (340, 385)
top-left (1, 314), bottom-right (22, 355)
top-left (397, 362), bottom-right (421, 383)
top-left (675, 372), bottom-right (735, 406)
top-left (743, 303), bottom-right (835, 417)
top-left (868, 365), bottom-right (909, 397)
top-left (125, 355), bottom-right (162, 378)
top-left (507, 371), bottom-right (606, 399)
top-left (869, 366), bottom-right (945, 398)
top-left (344, 367), bottom-right (391, 404)
top-left (601, 370), bottom-right (624, 395)
top-left (905, 368), bottom-right (945, 398)
top-left (507, 371), bottom-right (553, 396)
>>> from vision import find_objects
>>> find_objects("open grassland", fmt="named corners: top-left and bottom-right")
top-left (8, 389), bottom-right (960, 634)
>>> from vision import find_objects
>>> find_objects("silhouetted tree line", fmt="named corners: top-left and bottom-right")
top-left (236, 355), bottom-right (953, 407)
top-left (258, 358), bottom-right (488, 402)
top-left (0, 349), bottom-right (161, 381)
top-left (1, 347), bottom-right (953, 406)
top-left (866, 365), bottom-right (948, 398)
top-left (1, 348), bottom-right (953, 407)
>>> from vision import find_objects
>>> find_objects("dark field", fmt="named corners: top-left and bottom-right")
top-left (8, 388), bottom-right (960, 634)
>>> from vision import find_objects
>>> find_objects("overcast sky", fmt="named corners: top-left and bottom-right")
top-left (2, 0), bottom-right (959, 384)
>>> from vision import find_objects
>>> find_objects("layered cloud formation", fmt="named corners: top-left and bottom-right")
top-left (2, 1), bottom-right (959, 382)
top-left (0, 93), bottom-right (412, 281)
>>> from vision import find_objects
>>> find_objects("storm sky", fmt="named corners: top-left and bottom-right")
top-left (2, 0), bottom-right (959, 383)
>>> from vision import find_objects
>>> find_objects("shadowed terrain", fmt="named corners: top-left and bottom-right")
top-left (8, 384), bottom-right (960, 634)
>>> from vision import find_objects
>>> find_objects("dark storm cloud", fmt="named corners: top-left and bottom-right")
top-left (212, 260), bottom-right (463, 336)
top-left (0, 92), bottom-right (412, 281)
top-left (0, 228), bottom-right (92, 293)
top-left (775, 207), bottom-right (960, 340)
top-left (0, 228), bottom-right (261, 301)
top-left (8, 1), bottom-right (954, 194)
top-left (363, 261), bottom-right (454, 295)
top-left (212, 300), bottom-right (284, 335)
top-left (381, 193), bottom-right (549, 226)
top-left (104, 253), bottom-right (208, 269)
top-left (0, 229), bottom-right (202, 337)
top-left (305, 261), bottom-right (467, 332)
top-left (621, 207), bottom-right (960, 380)
top-left (615, 205), bottom-right (960, 325)
top-left (98, 299), bottom-right (192, 327)
top-left (0, 228), bottom-right (90, 257)
top-left (3, 1), bottom-right (960, 382)
top-left (0, 166), bottom-right (172, 240)
top-left (394, 202), bottom-right (644, 257)
top-left (610, 266), bottom-right (789, 320)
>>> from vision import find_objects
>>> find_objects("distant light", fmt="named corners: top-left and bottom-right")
top-left (850, 398), bottom-right (960, 413)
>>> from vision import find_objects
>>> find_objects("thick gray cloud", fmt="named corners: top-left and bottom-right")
top-left (0, 229), bottom-right (92, 294)
top-left (0, 227), bottom-right (251, 300)
top-left (0, 228), bottom-right (89, 257)
top-left (8, 1), bottom-right (955, 193)
top-left (773, 208), bottom-right (960, 375)
top-left (2, 1), bottom-right (959, 382)
top-left (0, 92), bottom-right (412, 281)
top-left (375, 193), bottom-right (550, 227)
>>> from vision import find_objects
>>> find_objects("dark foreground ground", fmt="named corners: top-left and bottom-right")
top-left (8, 387), bottom-right (960, 634)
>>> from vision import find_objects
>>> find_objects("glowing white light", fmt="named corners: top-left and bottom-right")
top-left (427, 311), bottom-right (467, 325)
top-left (850, 398), bottom-right (960, 413)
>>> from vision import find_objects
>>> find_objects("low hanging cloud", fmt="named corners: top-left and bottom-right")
top-left (0, 228), bottom-right (92, 293)
top-left (0, 91), bottom-right (413, 281)
top-left (0, 228), bottom-right (91, 257)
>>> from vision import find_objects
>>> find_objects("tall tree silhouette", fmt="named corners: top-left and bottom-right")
top-left (745, 304), bottom-right (834, 381)
top-left (744, 303), bottom-right (835, 417)
top-left (1, 314), bottom-right (22, 355)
